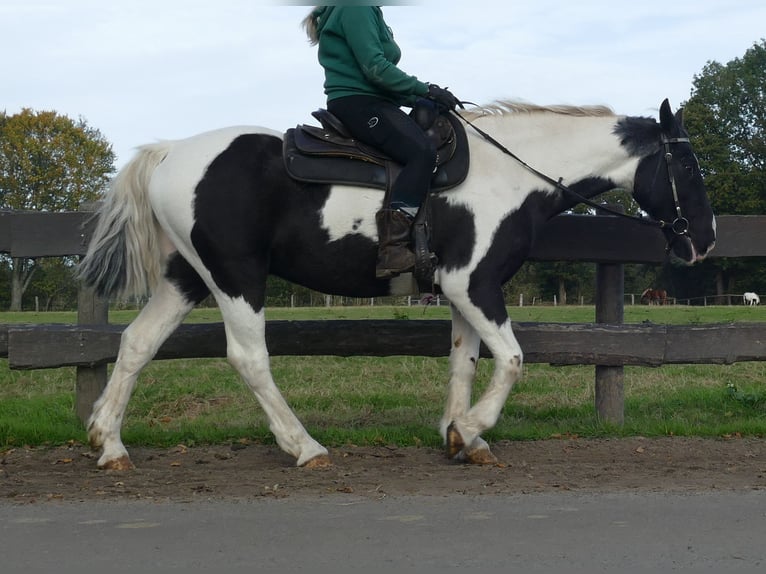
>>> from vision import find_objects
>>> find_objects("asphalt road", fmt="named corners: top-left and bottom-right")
top-left (1, 491), bottom-right (764, 573)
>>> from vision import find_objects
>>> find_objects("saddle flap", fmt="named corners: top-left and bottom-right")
top-left (293, 124), bottom-right (389, 165)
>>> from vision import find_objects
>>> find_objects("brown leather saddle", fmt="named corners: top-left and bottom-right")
top-left (283, 102), bottom-right (469, 194)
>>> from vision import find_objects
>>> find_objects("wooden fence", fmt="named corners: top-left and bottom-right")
top-left (1, 209), bottom-right (765, 425)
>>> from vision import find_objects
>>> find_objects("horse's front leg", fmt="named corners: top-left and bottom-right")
top-left (443, 291), bottom-right (523, 464)
top-left (440, 305), bottom-right (496, 464)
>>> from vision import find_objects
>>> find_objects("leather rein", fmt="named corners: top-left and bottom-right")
top-left (451, 107), bottom-right (692, 252)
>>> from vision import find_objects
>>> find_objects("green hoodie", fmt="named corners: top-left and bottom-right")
top-left (313, 6), bottom-right (429, 106)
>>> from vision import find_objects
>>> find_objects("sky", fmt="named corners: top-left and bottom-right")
top-left (3, 0), bottom-right (765, 168)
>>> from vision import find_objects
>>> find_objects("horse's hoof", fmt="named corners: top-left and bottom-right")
top-left (446, 422), bottom-right (465, 459)
top-left (464, 447), bottom-right (498, 465)
top-left (98, 455), bottom-right (135, 471)
top-left (301, 454), bottom-right (333, 469)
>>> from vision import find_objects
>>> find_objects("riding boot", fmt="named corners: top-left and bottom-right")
top-left (375, 209), bottom-right (416, 278)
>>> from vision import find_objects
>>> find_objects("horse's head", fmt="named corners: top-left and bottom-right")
top-left (624, 99), bottom-right (716, 264)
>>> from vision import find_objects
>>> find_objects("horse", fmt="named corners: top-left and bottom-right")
top-left (77, 98), bottom-right (716, 470)
top-left (744, 292), bottom-right (760, 306)
top-left (641, 288), bottom-right (668, 305)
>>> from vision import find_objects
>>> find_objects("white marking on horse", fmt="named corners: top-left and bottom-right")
top-left (321, 186), bottom-right (381, 241)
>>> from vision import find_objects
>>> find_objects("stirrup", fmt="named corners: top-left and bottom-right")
top-left (412, 218), bottom-right (437, 291)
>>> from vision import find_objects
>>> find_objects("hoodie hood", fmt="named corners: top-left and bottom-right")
top-left (313, 6), bottom-right (334, 34)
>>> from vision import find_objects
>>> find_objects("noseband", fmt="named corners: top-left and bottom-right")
top-left (455, 110), bottom-right (695, 253)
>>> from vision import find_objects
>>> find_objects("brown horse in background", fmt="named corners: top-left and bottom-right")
top-left (641, 288), bottom-right (668, 305)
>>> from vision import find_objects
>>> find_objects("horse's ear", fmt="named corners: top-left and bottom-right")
top-left (674, 107), bottom-right (685, 128)
top-left (659, 98), bottom-right (674, 132)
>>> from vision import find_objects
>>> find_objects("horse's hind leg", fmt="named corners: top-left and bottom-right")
top-left (440, 305), bottom-right (496, 464)
top-left (215, 295), bottom-right (330, 467)
top-left (88, 276), bottom-right (200, 470)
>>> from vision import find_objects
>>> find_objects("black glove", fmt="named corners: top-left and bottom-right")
top-left (427, 84), bottom-right (459, 111)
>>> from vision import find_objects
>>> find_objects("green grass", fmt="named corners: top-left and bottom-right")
top-left (1, 305), bottom-right (765, 449)
top-left (2, 302), bottom-right (763, 325)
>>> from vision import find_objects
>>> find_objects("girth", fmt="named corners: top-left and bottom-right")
top-left (283, 105), bottom-right (469, 193)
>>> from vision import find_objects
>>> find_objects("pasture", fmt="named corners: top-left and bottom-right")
top-left (0, 304), bottom-right (764, 449)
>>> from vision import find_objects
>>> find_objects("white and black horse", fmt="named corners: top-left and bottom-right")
top-left (78, 99), bottom-right (716, 470)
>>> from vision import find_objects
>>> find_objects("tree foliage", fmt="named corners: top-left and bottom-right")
top-left (679, 39), bottom-right (766, 299)
top-left (0, 109), bottom-right (115, 310)
top-left (683, 39), bottom-right (766, 215)
top-left (0, 109), bottom-right (115, 211)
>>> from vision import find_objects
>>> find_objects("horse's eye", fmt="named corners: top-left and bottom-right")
top-left (681, 157), bottom-right (697, 177)
top-left (683, 153), bottom-right (702, 177)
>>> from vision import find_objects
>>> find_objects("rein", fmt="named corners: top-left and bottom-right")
top-left (451, 108), bottom-right (691, 248)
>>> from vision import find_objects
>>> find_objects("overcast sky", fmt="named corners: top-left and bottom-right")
top-left (4, 0), bottom-right (765, 168)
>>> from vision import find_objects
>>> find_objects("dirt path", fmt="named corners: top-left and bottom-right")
top-left (2, 437), bottom-right (764, 503)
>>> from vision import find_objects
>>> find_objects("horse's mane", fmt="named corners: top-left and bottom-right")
top-left (459, 100), bottom-right (616, 120)
top-left (460, 100), bottom-right (664, 157)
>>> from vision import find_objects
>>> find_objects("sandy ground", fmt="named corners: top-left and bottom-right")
top-left (1, 436), bottom-right (764, 503)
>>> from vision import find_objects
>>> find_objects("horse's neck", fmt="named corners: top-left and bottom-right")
top-left (472, 113), bottom-right (639, 210)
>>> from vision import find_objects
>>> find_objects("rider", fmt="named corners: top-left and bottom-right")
top-left (302, 5), bottom-right (459, 278)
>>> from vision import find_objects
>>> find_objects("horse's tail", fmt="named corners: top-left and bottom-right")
top-left (77, 142), bottom-right (171, 299)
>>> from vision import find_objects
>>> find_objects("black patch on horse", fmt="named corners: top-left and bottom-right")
top-left (166, 252), bottom-right (210, 305)
top-left (613, 116), bottom-right (661, 157)
top-left (191, 133), bottom-right (402, 305)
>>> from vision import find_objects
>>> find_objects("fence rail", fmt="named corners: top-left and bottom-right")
top-left (1, 209), bottom-right (765, 425)
top-left (4, 320), bottom-right (766, 370)
top-left (3, 209), bottom-right (766, 261)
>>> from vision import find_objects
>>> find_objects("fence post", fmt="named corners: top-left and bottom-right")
top-left (594, 260), bottom-right (625, 425)
top-left (74, 204), bottom-right (109, 424)
top-left (75, 285), bottom-right (109, 425)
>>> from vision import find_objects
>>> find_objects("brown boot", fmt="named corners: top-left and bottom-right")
top-left (375, 209), bottom-right (416, 278)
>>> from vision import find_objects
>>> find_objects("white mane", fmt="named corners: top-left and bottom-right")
top-left (459, 100), bottom-right (616, 121)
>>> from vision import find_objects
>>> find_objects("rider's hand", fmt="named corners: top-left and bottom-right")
top-left (427, 84), bottom-right (459, 111)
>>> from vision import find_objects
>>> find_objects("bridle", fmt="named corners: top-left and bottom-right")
top-left (452, 109), bottom-right (694, 253)
top-left (660, 136), bottom-right (692, 240)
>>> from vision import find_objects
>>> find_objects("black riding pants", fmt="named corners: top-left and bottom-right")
top-left (327, 95), bottom-right (437, 209)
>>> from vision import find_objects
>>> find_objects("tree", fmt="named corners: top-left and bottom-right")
top-left (682, 40), bottom-right (766, 300)
top-left (26, 257), bottom-right (79, 311)
top-left (0, 109), bottom-right (115, 310)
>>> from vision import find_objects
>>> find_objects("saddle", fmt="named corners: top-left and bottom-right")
top-left (283, 101), bottom-right (469, 194)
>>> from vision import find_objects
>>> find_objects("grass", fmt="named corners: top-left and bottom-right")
top-left (0, 304), bottom-right (764, 449)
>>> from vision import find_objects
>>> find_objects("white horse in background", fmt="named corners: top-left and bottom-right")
top-left (744, 292), bottom-right (760, 306)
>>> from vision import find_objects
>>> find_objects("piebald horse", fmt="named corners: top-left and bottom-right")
top-left (78, 99), bottom-right (716, 469)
